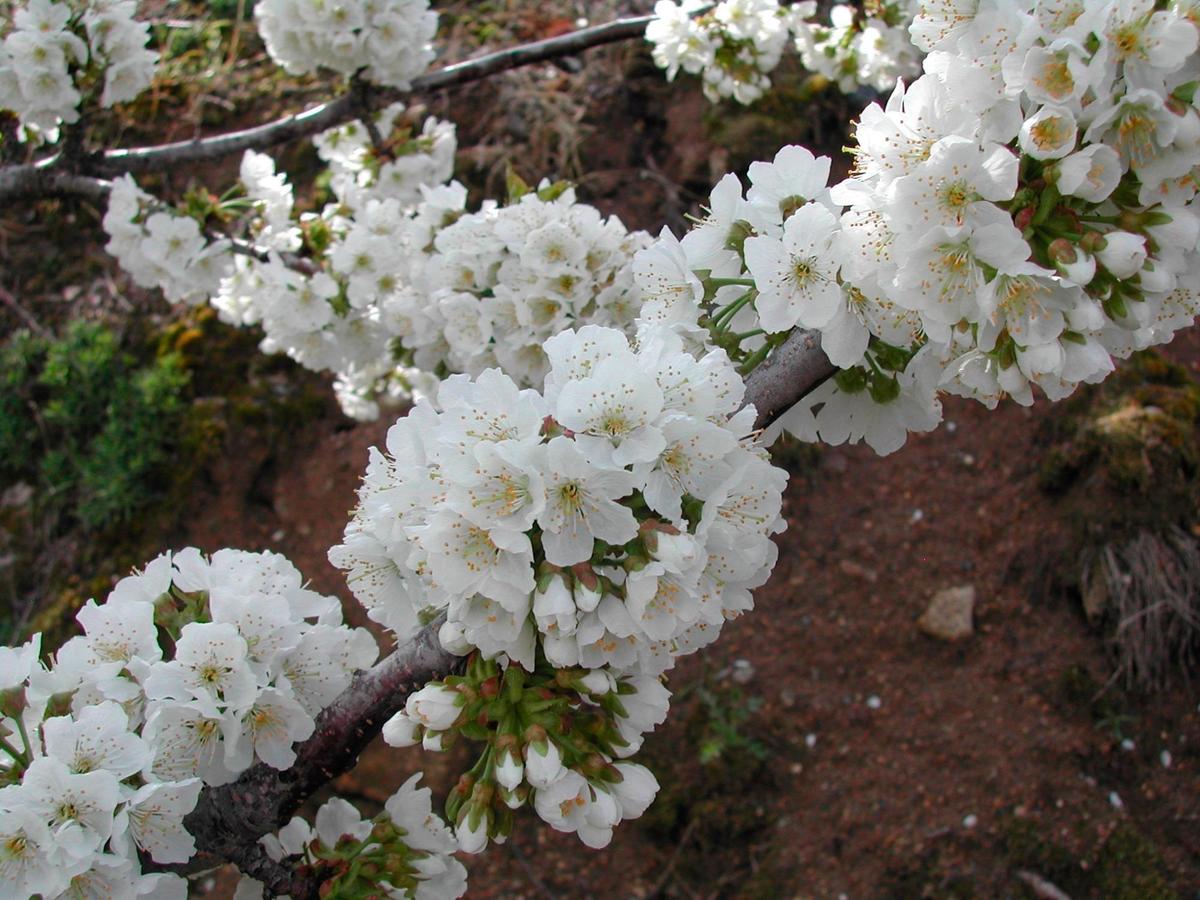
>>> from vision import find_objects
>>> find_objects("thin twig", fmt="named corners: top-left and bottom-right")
top-left (648, 817), bottom-right (700, 898)
top-left (0, 162), bottom-right (112, 204)
top-left (0, 282), bottom-right (50, 337)
top-left (91, 14), bottom-right (658, 177)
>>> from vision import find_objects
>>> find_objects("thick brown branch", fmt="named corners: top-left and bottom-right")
top-left (94, 14), bottom-right (655, 177)
top-left (0, 162), bottom-right (111, 203)
top-left (744, 329), bottom-right (836, 430)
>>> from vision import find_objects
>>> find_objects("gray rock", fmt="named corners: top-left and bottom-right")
top-left (918, 585), bottom-right (976, 641)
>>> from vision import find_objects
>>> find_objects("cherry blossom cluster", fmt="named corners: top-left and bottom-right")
top-left (791, 1), bottom-right (921, 94)
top-left (312, 102), bottom-right (457, 213)
top-left (103, 174), bottom-right (234, 306)
top-left (0, 548), bottom-right (377, 898)
top-left (0, 0), bottom-right (158, 136)
top-left (254, 0), bottom-right (437, 89)
top-left (635, 0), bottom-right (1200, 454)
top-left (381, 654), bottom-right (668, 854)
top-left (211, 106), bottom-right (458, 419)
top-left (325, 321), bottom-right (784, 851)
top-left (329, 323), bottom-right (786, 675)
top-left (204, 116), bottom-right (650, 420)
top-left (645, 0), bottom-right (920, 105)
top-left (237, 777), bottom-right (466, 899)
top-left (389, 180), bottom-right (650, 389)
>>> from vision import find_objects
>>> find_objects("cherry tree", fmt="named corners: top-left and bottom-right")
top-left (2, 0), bottom-right (1199, 897)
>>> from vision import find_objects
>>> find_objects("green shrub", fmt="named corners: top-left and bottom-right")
top-left (0, 320), bottom-right (191, 532)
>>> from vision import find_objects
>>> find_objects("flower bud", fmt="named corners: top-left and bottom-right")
top-left (573, 577), bottom-right (603, 613)
top-left (438, 620), bottom-right (473, 655)
top-left (534, 577), bottom-right (577, 636)
top-left (455, 807), bottom-right (491, 855)
top-left (523, 734), bottom-right (566, 788)
top-left (495, 746), bottom-right (525, 791)
top-left (1095, 231), bottom-right (1147, 278)
top-left (405, 683), bottom-right (464, 731)
top-left (579, 670), bottom-right (616, 696)
top-left (1048, 239), bottom-right (1095, 285)
top-left (381, 711), bottom-right (421, 748)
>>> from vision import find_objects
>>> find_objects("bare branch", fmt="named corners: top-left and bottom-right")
top-left (219, 843), bottom-right (316, 899)
top-left (94, 14), bottom-right (655, 177)
top-left (744, 329), bottom-right (836, 430)
top-left (0, 162), bottom-right (112, 203)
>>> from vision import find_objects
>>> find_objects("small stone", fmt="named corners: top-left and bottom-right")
top-left (271, 529), bottom-right (286, 542)
top-left (866, 694), bottom-right (882, 710)
top-left (960, 453), bottom-right (975, 467)
top-left (1120, 738), bottom-right (1136, 752)
top-left (910, 508), bottom-right (924, 524)
top-left (963, 814), bottom-right (978, 829)
top-left (779, 689), bottom-right (796, 708)
top-left (1082, 561), bottom-right (1110, 622)
top-left (1160, 749), bottom-right (1172, 769)
top-left (945, 421), bottom-right (958, 434)
top-left (839, 559), bottom-right (878, 582)
top-left (1108, 791), bottom-right (1123, 809)
top-left (805, 733), bottom-right (817, 749)
top-left (918, 585), bottom-right (976, 641)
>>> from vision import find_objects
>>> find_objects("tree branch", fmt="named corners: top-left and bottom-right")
top-left (93, 14), bottom-right (656, 177)
top-left (0, 162), bottom-right (112, 203)
top-left (744, 329), bottom-right (836, 430)
top-left (168, 620), bottom-right (460, 896)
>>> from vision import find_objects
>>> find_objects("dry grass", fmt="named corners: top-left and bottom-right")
top-left (1085, 527), bottom-right (1200, 691)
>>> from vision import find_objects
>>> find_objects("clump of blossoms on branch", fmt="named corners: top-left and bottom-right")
top-left (635, 0), bottom-right (1200, 454)
top-left (329, 322), bottom-right (786, 849)
top-left (791, 1), bottom-right (922, 94)
top-left (206, 114), bottom-right (650, 420)
top-left (0, 0), bottom-right (158, 137)
top-left (646, 0), bottom-right (921, 104)
top-left (0, 549), bottom-right (379, 898)
top-left (100, 102), bottom-right (652, 422)
top-left (238, 777), bottom-right (466, 899)
top-left (254, 0), bottom-right (437, 89)
top-left (382, 655), bottom-right (668, 854)
top-left (103, 174), bottom-right (234, 306)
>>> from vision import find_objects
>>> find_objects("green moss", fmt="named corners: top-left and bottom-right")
top-left (997, 815), bottom-right (1177, 899)
top-left (1055, 664), bottom-right (1133, 737)
top-left (702, 59), bottom-right (859, 174)
top-left (999, 815), bottom-right (1089, 897)
top-left (636, 675), bottom-right (777, 890)
top-left (1037, 350), bottom-right (1200, 542)
top-left (0, 320), bottom-right (195, 533)
top-left (1092, 824), bottom-right (1177, 900)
